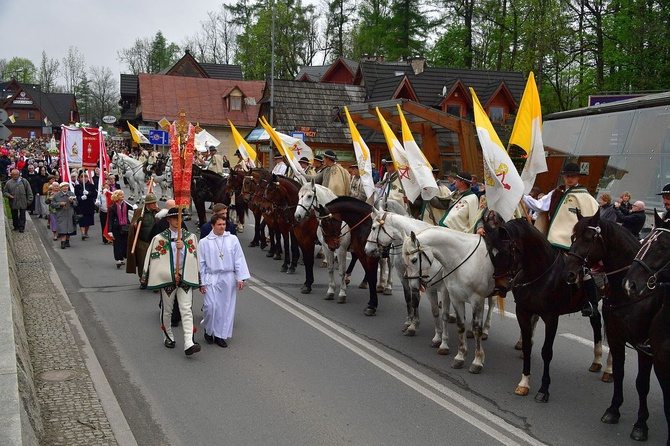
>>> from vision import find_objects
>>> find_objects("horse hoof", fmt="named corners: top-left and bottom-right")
top-left (266, 251), bottom-right (275, 257)
top-left (437, 347), bottom-right (449, 355)
top-left (364, 307), bottom-right (376, 316)
top-left (404, 328), bottom-right (415, 337)
top-left (287, 267), bottom-right (296, 274)
top-left (514, 386), bottom-right (530, 396)
top-left (320, 260), bottom-right (328, 268)
top-left (589, 362), bottom-right (603, 373)
top-left (337, 295), bottom-right (346, 304)
top-left (534, 392), bottom-right (549, 403)
top-left (280, 265), bottom-right (288, 273)
top-left (358, 281), bottom-right (368, 289)
top-left (248, 241), bottom-right (259, 248)
top-left (383, 288), bottom-right (393, 295)
top-left (469, 364), bottom-right (483, 374)
top-left (451, 359), bottom-right (465, 369)
top-left (448, 314), bottom-right (457, 323)
top-left (514, 340), bottom-right (523, 350)
top-left (325, 293), bottom-right (335, 301)
top-left (429, 339), bottom-right (439, 347)
top-left (600, 411), bottom-right (620, 424)
top-left (466, 330), bottom-right (474, 339)
top-left (273, 253), bottom-right (282, 261)
top-left (344, 274), bottom-right (350, 285)
top-left (482, 332), bottom-right (489, 341)
top-left (300, 285), bottom-right (311, 294)
top-left (601, 372), bottom-right (613, 383)
top-left (630, 426), bottom-right (648, 442)
top-left (376, 285), bottom-right (384, 292)
top-left (260, 242), bottom-right (268, 250)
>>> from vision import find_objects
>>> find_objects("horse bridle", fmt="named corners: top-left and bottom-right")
top-left (567, 224), bottom-right (631, 283)
top-left (403, 238), bottom-right (434, 285)
top-left (632, 227), bottom-right (670, 290)
top-left (365, 212), bottom-right (400, 254)
top-left (296, 188), bottom-right (318, 214)
top-left (493, 234), bottom-right (559, 289)
top-left (317, 210), bottom-right (371, 247)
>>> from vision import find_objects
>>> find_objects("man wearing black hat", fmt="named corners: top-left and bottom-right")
top-left (141, 207), bottom-right (202, 355)
top-left (271, 153), bottom-right (288, 176)
top-left (305, 150), bottom-right (350, 197)
top-left (378, 160), bottom-right (405, 209)
top-left (233, 149), bottom-right (248, 172)
top-left (348, 163), bottom-right (366, 201)
top-left (312, 154), bottom-right (325, 173)
top-left (658, 182), bottom-right (670, 220)
top-left (126, 193), bottom-right (160, 283)
top-left (420, 164), bottom-right (453, 225)
top-left (429, 171), bottom-right (480, 232)
top-left (298, 156), bottom-right (314, 175)
top-left (523, 162), bottom-right (600, 316)
top-left (207, 146), bottom-right (224, 174)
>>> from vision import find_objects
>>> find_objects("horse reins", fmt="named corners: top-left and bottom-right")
top-left (633, 227), bottom-right (670, 290)
top-left (317, 211), bottom-right (371, 246)
top-left (365, 212), bottom-right (403, 254)
top-left (567, 224), bottom-right (632, 277)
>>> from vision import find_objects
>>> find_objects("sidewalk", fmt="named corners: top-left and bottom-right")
top-left (8, 213), bottom-right (136, 446)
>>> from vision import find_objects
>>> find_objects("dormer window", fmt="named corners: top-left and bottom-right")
top-left (230, 96), bottom-right (242, 111)
top-left (489, 106), bottom-right (505, 123)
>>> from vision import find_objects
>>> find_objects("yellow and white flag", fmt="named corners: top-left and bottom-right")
top-left (344, 106), bottom-right (375, 198)
top-left (508, 71), bottom-right (548, 194)
top-left (375, 107), bottom-right (421, 202)
top-left (397, 104), bottom-right (438, 200)
top-left (259, 117), bottom-right (306, 181)
top-left (228, 120), bottom-right (256, 170)
top-left (127, 122), bottom-right (150, 144)
top-left (470, 88), bottom-right (524, 222)
top-left (276, 131), bottom-right (313, 163)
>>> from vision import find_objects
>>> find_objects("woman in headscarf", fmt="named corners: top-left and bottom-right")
top-left (51, 182), bottom-right (78, 249)
top-left (45, 181), bottom-right (61, 240)
top-left (73, 171), bottom-right (98, 240)
top-left (108, 190), bottom-right (132, 268)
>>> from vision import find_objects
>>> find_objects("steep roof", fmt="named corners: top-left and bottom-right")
top-left (199, 63), bottom-right (243, 80)
top-left (296, 65), bottom-right (330, 82)
top-left (261, 79), bottom-right (367, 144)
top-left (137, 74), bottom-right (264, 127)
top-left (120, 74), bottom-right (138, 97)
top-left (7, 85), bottom-right (77, 127)
top-left (358, 62), bottom-right (526, 108)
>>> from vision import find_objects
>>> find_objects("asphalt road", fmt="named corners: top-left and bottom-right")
top-left (33, 205), bottom-right (667, 446)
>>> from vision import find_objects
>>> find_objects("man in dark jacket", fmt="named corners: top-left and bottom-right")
top-left (615, 200), bottom-right (646, 239)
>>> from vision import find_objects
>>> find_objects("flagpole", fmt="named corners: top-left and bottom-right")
top-left (269, 0), bottom-right (276, 166)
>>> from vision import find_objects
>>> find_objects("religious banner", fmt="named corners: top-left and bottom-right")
top-left (169, 109), bottom-right (196, 206)
top-left (396, 104), bottom-right (438, 200)
top-left (344, 106), bottom-right (375, 199)
top-left (229, 119), bottom-right (257, 169)
top-left (259, 117), bottom-right (306, 181)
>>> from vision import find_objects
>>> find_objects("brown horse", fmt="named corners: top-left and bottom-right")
top-left (262, 174), bottom-right (318, 293)
top-left (565, 210), bottom-right (661, 442)
top-left (191, 165), bottom-right (228, 227)
top-left (225, 169), bottom-right (269, 248)
top-left (317, 197), bottom-right (379, 316)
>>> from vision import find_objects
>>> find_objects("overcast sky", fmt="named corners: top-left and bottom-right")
top-left (2, 1), bottom-right (221, 83)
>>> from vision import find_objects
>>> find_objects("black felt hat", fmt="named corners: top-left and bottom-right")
top-left (323, 150), bottom-right (337, 160)
top-left (456, 171), bottom-right (472, 184)
top-left (657, 183), bottom-right (670, 195)
top-left (560, 162), bottom-right (582, 175)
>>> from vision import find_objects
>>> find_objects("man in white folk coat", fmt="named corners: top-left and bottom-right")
top-left (198, 214), bottom-right (250, 348)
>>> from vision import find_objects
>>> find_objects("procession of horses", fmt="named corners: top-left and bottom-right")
top-left (109, 153), bottom-right (670, 444)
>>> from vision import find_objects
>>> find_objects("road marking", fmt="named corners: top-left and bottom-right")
top-left (560, 333), bottom-right (610, 353)
top-left (249, 279), bottom-right (546, 446)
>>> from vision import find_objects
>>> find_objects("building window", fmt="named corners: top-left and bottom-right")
top-left (230, 96), bottom-right (242, 111)
top-left (28, 111), bottom-right (35, 119)
top-left (13, 110), bottom-right (19, 119)
top-left (489, 106), bottom-right (505, 123)
top-left (446, 104), bottom-right (462, 118)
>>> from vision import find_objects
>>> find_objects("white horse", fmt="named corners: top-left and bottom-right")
top-left (294, 180), bottom-right (352, 302)
top-left (402, 227), bottom-right (494, 374)
top-left (151, 160), bottom-right (173, 201)
top-left (111, 152), bottom-right (146, 201)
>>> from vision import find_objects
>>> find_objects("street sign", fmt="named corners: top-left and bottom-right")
top-left (138, 125), bottom-right (153, 135)
top-left (0, 109), bottom-right (8, 123)
top-left (149, 129), bottom-right (169, 145)
top-left (102, 115), bottom-right (117, 124)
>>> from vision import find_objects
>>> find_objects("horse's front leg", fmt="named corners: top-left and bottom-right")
top-left (336, 239), bottom-right (349, 304)
top-left (601, 337), bottom-right (625, 424)
top-left (377, 257), bottom-right (388, 293)
top-left (279, 230), bottom-right (290, 272)
top-left (363, 258), bottom-right (378, 316)
top-left (515, 308), bottom-right (535, 396)
top-left (435, 287), bottom-right (450, 355)
top-left (482, 295), bottom-right (494, 341)
top-left (383, 256), bottom-right (393, 295)
top-left (288, 232), bottom-right (299, 274)
top-left (451, 300), bottom-right (467, 369)
top-left (400, 278), bottom-right (414, 333)
top-left (588, 312), bottom-right (604, 373)
top-left (630, 352), bottom-right (654, 441)
top-left (535, 314), bottom-right (559, 403)
top-left (324, 245), bottom-right (336, 301)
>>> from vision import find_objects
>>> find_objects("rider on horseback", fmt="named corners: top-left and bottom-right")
top-left (522, 162), bottom-right (600, 317)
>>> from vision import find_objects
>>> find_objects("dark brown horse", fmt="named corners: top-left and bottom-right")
top-left (225, 169), bottom-right (269, 248)
top-left (262, 174), bottom-right (318, 293)
top-left (565, 210), bottom-right (661, 442)
top-left (622, 212), bottom-right (670, 445)
top-left (317, 197), bottom-right (379, 316)
top-left (485, 218), bottom-right (604, 403)
top-left (191, 165), bottom-right (228, 227)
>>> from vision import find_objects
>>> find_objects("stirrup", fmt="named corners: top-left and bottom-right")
top-left (581, 302), bottom-right (599, 318)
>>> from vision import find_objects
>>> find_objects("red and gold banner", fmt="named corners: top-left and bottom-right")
top-left (169, 120), bottom-right (196, 206)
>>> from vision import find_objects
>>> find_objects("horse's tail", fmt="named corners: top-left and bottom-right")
top-left (496, 295), bottom-right (505, 318)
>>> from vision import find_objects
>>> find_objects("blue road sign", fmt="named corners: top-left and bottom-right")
top-left (149, 130), bottom-right (169, 145)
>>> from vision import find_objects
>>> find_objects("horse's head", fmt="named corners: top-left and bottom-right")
top-left (624, 211), bottom-right (670, 297)
top-left (486, 222), bottom-right (521, 297)
top-left (295, 179), bottom-right (317, 222)
top-left (565, 209), bottom-right (603, 285)
top-left (224, 170), bottom-right (244, 196)
top-left (317, 204), bottom-right (343, 251)
top-left (365, 207), bottom-right (393, 258)
top-left (402, 231), bottom-right (434, 293)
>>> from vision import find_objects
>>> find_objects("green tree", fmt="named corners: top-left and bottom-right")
top-left (324, 0), bottom-right (356, 59)
top-left (351, 0), bottom-right (392, 58)
top-left (4, 57), bottom-right (37, 83)
top-left (149, 31), bottom-right (180, 74)
top-left (385, 0), bottom-right (434, 61)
